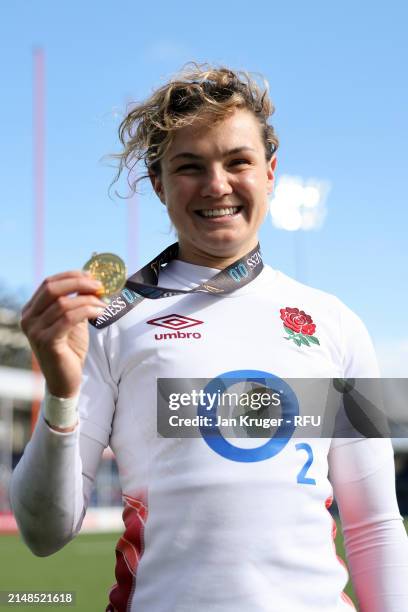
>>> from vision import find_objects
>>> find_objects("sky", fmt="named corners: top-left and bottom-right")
top-left (1, 0), bottom-right (407, 374)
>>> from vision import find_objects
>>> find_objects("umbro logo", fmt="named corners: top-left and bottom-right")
top-left (147, 314), bottom-right (203, 330)
top-left (147, 314), bottom-right (203, 340)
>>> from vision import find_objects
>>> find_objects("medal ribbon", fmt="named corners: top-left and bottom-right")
top-left (90, 242), bottom-right (263, 329)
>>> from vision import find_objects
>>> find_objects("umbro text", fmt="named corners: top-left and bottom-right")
top-left (155, 331), bottom-right (202, 340)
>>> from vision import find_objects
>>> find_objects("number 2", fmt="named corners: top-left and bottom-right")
top-left (295, 442), bottom-right (316, 485)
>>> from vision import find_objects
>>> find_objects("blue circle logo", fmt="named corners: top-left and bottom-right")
top-left (198, 370), bottom-right (299, 462)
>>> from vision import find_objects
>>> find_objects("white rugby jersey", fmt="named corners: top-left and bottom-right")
top-left (10, 261), bottom-right (408, 612)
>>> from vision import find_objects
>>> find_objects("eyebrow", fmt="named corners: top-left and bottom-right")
top-left (169, 146), bottom-right (257, 163)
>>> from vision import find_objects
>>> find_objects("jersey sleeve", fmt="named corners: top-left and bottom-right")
top-left (9, 324), bottom-right (117, 556)
top-left (336, 298), bottom-right (380, 379)
top-left (329, 300), bottom-right (408, 611)
top-left (77, 323), bottom-right (118, 445)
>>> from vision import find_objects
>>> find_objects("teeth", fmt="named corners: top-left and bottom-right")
top-left (200, 207), bottom-right (239, 217)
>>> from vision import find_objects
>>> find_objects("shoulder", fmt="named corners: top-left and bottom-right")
top-left (263, 266), bottom-right (356, 322)
top-left (264, 266), bottom-right (379, 377)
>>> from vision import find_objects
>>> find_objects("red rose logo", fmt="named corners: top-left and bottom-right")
top-left (280, 307), bottom-right (316, 335)
top-left (280, 307), bottom-right (320, 348)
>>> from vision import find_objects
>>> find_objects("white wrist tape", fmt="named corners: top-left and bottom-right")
top-left (44, 387), bottom-right (79, 429)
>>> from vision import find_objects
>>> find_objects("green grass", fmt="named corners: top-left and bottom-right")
top-left (0, 532), bottom-right (118, 611)
top-left (1, 521), bottom-right (407, 610)
top-left (334, 520), bottom-right (357, 605)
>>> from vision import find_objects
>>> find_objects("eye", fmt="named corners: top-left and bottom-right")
top-left (175, 163), bottom-right (201, 172)
top-left (230, 159), bottom-right (251, 167)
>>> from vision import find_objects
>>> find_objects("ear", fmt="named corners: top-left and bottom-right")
top-left (266, 156), bottom-right (277, 194)
top-left (149, 171), bottom-right (166, 205)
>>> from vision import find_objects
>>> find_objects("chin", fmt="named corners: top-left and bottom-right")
top-left (201, 234), bottom-right (239, 249)
top-left (201, 239), bottom-right (251, 259)
top-left (210, 231), bottom-right (255, 248)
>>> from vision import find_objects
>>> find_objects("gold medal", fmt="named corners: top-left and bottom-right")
top-left (83, 252), bottom-right (127, 298)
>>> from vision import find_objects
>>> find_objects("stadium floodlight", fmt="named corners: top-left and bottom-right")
top-left (269, 175), bottom-right (330, 231)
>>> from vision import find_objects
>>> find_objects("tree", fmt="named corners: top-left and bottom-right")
top-left (0, 285), bottom-right (31, 370)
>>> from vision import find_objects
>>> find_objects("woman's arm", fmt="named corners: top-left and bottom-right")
top-left (10, 318), bottom-right (118, 557)
top-left (329, 437), bottom-right (408, 612)
top-left (9, 401), bottom-right (104, 556)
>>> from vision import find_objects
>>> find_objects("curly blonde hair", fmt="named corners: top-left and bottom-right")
top-left (110, 62), bottom-right (279, 195)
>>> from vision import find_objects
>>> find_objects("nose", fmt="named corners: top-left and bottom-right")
top-left (200, 167), bottom-right (233, 199)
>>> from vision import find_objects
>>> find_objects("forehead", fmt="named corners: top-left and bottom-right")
top-left (166, 108), bottom-right (263, 158)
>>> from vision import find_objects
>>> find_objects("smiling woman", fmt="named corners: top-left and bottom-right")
top-left (10, 62), bottom-right (408, 612)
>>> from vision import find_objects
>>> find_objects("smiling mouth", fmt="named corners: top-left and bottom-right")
top-left (195, 206), bottom-right (243, 218)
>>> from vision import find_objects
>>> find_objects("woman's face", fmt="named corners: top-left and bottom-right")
top-left (150, 108), bottom-right (277, 267)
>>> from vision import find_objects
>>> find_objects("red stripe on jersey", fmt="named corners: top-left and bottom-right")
top-left (341, 590), bottom-right (357, 608)
top-left (106, 492), bottom-right (148, 612)
top-left (325, 496), bottom-right (357, 611)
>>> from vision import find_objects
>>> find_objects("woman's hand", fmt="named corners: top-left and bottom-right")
top-left (20, 270), bottom-right (106, 399)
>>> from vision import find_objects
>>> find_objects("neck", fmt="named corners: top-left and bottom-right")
top-left (177, 241), bottom-right (258, 269)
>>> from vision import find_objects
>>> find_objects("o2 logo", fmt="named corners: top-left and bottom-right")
top-left (228, 262), bottom-right (249, 283)
top-left (198, 369), bottom-right (298, 463)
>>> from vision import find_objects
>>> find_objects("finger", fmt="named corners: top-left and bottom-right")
top-left (43, 269), bottom-right (92, 283)
top-left (23, 271), bottom-right (89, 313)
top-left (27, 275), bottom-right (104, 318)
top-left (42, 303), bottom-right (107, 342)
top-left (24, 295), bottom-right (106, 342)
top-left (36, 294), bottom-right (107, 329)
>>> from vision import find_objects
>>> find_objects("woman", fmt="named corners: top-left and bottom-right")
top-left (11, 64), bottom-right (408, 611)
